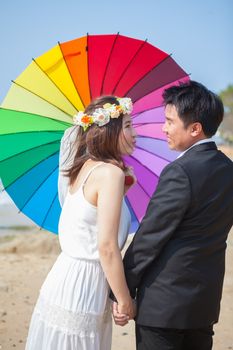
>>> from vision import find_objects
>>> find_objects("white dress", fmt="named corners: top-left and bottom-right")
top-left (25, 163), bottom-right (131, 350)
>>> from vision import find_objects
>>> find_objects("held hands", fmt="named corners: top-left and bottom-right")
top-left (112, 299), bottom-right (137, 326)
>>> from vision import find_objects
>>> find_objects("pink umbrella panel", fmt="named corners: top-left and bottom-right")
top-left (125, 106), bottom-right (181, 232)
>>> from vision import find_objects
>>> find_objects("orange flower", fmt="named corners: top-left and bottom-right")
top-left (81, 115), bottom-right (93, 124)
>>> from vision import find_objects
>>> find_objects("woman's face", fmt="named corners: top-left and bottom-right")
top-left (118, 114), bottom-right (137, 155)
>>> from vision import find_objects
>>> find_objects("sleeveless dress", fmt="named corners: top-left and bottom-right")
top-left (25, 163), bottom-right (131, 350)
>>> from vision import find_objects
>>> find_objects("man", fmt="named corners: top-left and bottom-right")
top-left (114, 81), bottom-right (233, 349)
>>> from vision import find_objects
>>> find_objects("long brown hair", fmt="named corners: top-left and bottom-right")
top-left (66, 96), bottom-right (128, 185)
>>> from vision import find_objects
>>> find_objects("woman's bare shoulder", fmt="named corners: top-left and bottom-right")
top-left (96, 163), bottom-right (124, 182)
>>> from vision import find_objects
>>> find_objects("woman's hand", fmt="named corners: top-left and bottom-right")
top-left (112, 298), bottom-right (137, 326)
top-left (112, 301), bottom-right (129, 326)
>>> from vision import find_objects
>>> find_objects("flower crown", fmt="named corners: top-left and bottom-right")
top-left (73, 97), bottom-right (133, 131)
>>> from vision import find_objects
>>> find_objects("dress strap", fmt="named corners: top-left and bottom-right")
top-left (82, 162), bottom-right (103, 186)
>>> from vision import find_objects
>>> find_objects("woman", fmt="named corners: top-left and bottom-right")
top-left (25, 95), bottom-right (137, 349)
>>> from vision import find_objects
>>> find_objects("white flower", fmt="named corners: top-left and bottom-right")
top-left (117, 97), bottom-right (133, 114)
top-left (73, 111), bottom-right (94, 131)
top-left (109, 105), bottom-right (121, 118)
top-left (73, 111), bottom-right (85, 125)
top-left (93, 108), bottom-right (110, 127)
top-left (73, 97), bottom-right (133, 131)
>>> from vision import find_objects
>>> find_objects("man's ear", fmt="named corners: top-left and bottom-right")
top-left (190, 122), bottom-right (203, 137)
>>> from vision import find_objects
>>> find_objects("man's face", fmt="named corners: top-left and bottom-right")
top-left (163, 104), bottom-right (195, 152)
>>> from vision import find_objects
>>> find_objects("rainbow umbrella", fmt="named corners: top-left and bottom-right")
top-left (0, 34), bottom-right (189, 233)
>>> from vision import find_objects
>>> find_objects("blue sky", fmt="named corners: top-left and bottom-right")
top-left (0, 0), bottom-right (232, 103)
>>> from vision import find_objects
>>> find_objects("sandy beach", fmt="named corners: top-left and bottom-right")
top-left (0, 144), bottom-right (232, 349)
top-left (0, 228), bottom-right (232, 350)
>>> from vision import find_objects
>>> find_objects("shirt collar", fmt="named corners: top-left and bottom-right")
top-left (177, 138), bottom-right (214, 159)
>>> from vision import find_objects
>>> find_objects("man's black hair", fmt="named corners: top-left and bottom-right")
top-left (162, 80), bottom-right (224, 137)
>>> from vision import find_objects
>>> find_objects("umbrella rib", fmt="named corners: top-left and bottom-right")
top-left (125, 196), bottom-right (139, 226)
top-left (133, 172), bottom-right (152, 198)
top-left (125, 170), bottom-right (153, 218)
top-left (130, 153), bottom-right (162, 179)
top-left (0, 130), bottom-right (66, 138)
top-left (137, 135), bottom-right (168, 143)
top-left (133, 73), bottom-right (191, 105)
top-left (136, 135), bottom-right (168, 143)
top-left (18, 163), bottom-right (59, 215)
top-left (126, 55), bottom-right (171, 97)
top-left (86, 33), bottom-right (92, 102)
top-left (134, 144), bottom-right (174, 163)
top-left (112, 39), bottom-right (148, 95)
top-left (100, 32), bottom-right (120, 95)
top-left (0, 130), bottom-right (63, 138)
top-left (33, 58), bottom-right (79, 113)
top-left (131, 73), bottom-right (190, 107)
top-left (0, 140), bottom-right (60, 164)
top-left (137, 134), bottom-right (166, 141)
top-left (11, 80), bottom-right (74, 118)
top-left (0, 106), bottom-right (72, 128)
top-left (132, 104), bottom-right (164, 118)
top-left (130, 71), bottom-right (190, 104)
top-left (124, 54), bottom-right (172, 97)
top-left (58, 41), bottom-right (85, 110)
top-left (133, 121), bottom-right (164, 126)
top-left (2, 150), bottom-right (59, 193)
top-left (40, 191), bottom-right (59, 230)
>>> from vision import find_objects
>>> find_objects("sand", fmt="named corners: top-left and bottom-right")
top-left (0, 228), bottom-right (232, 350)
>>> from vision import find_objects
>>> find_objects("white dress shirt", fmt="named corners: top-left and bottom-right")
top-left (177, 138), bottom-right (214, 159)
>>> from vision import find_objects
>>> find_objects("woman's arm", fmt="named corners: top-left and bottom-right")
top-left (96, 164), bottom-right (134, 318)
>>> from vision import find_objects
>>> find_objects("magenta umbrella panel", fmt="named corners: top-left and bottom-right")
top-left (125, 80), bottom-right (190, 232)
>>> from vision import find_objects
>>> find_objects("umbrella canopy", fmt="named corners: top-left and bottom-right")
top-left (0, 33), bottom-right (189, 233)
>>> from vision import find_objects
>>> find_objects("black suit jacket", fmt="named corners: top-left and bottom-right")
top-left (123, 142), bottom-right (233, 329)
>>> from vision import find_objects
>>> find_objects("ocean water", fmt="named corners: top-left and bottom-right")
top-left (0, 188), bottom-right (11, 205)
top-left (0, 189), bottom-right (35, 236)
